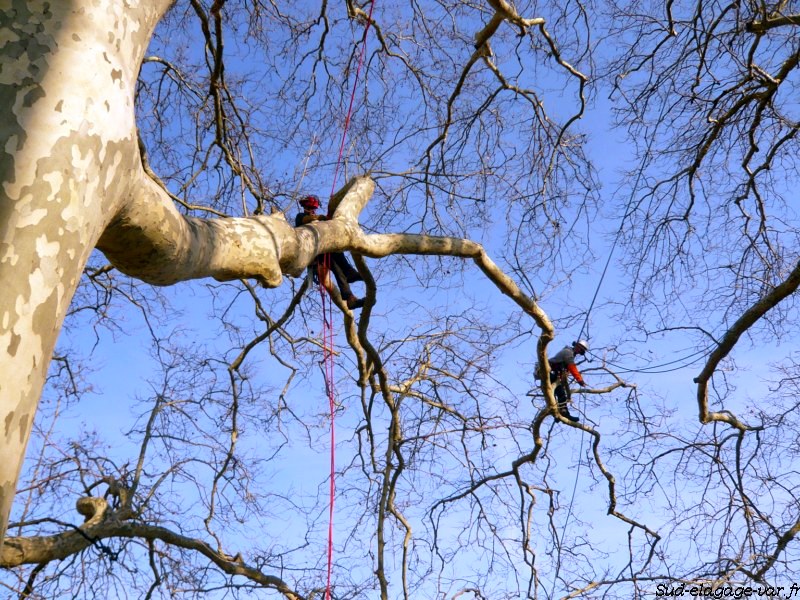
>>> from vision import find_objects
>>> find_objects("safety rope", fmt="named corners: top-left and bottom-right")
top-left (318, 267), bottom-right (336, 599)
top-left (552, 171), bottom-right (644, 598)
top-left (319, 4), bottom-right (376, 598)
top-left (578, 163), bottom-right (646, 342)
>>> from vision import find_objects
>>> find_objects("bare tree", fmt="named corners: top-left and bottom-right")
top-left (1, 1), bottom-right (626, 599)
top-left (598, 0), bottom-right (800, 594)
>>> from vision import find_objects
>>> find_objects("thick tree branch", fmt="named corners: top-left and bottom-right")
top-left (97, 174), bottom-right (553, 342)
top-left (694, 259), bottom-right (800, 428)
top-left (2, 497), bottom-right (303, 599)
top-left (96, 173), bottom-right (289, 287)
top-left (2, 497), bottom-right (109, 567)
top-left (746, 14), bottom-right (800, 33)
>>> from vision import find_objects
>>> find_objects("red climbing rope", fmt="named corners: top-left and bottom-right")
top-left (329, 0), bottom-right (377, 199)
top-left (319, 263), bottom-right (336, 599)
top-left (320, 3), bottom-right (376, 599)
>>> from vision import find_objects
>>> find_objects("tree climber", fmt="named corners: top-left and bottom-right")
top-left (295, 195), bottom-right (365, 310)
top-left (547, 340), bottom-right (589, 423)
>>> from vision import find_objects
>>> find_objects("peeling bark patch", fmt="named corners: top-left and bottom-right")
top-left (4, 413), bottom-right (12, 439)
top-left (22, 87), bottom-right (45, 109)
top-left (0, 0), bottom-right (59, 198)
top-left (31, 282), bottom-right (60, 341)
top-left (7, 333), bottom-right (20, 356)
top-left (0, 3), bottom-right (57, 70)
top-left (17, 414), bottom-right (28, 444)
top-left (0, 480), bottom-right (12, 533)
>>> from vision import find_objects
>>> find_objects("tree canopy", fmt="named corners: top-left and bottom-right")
top-left (2, 1), bottom-right (800, 599)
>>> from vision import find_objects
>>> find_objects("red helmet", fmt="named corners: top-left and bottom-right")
top-left (299, 195), bottom-right (320, 210)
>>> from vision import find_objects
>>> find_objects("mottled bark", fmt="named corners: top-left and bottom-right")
top-left (0, 0), bottom-right (172, 544)
top-left (96, 173), bottom-right (375, 287)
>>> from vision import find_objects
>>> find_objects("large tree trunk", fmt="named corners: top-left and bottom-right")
top-left (0, 0), bottom-right (172, 543)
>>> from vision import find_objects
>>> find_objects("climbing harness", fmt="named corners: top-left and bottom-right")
top-left (318, 4), bottom-right (376, 599)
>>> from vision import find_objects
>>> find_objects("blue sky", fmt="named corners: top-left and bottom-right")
top-left (8, 2), bottom-right (800, 598)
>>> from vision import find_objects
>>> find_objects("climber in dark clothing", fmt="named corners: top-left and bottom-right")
top-left (295, 195), bottom-right (365, 310)
top-left (548, 340), bottom-right (589, 423)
